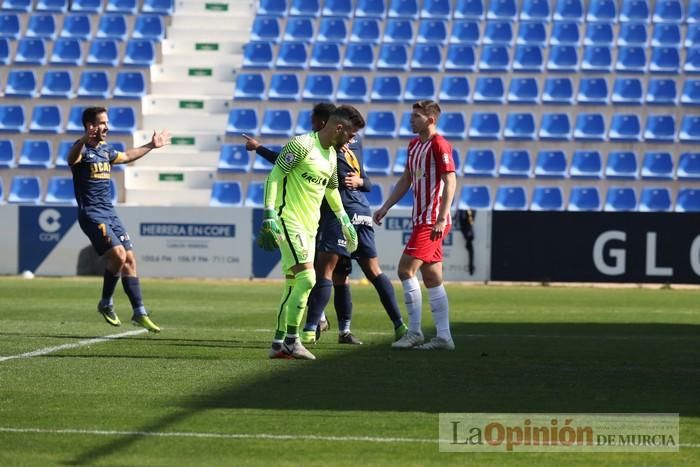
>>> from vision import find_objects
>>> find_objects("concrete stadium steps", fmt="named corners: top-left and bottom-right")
top-left (175, 0), bottom-right (254, 16)
top-left (150, 63), bottom-right (237, 83)
top-left (142, 95), bottom-right (231, 115)
top-left (123, 166), bottom-right (215, 205)
top-left (133, 129), bottom-right (224, 152)
top-left (150, 80), bottom-right (233, 96)
top-left (161, 39), bottom-right (245, 56)
top-left (124, 187), bottom-right (212, 205)
top-left (132, 150), bottom-right (220, 168)
top-left (142, 113), bottom-right (227, 132)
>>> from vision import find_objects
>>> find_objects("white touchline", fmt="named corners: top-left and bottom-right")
top-left (0, 329), bottom-right (148, 363)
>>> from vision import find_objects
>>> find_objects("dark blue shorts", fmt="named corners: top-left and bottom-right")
top-left (78, 211), bottom-right (133, 256)
top-left (317, 220), bottom-right (377, 260)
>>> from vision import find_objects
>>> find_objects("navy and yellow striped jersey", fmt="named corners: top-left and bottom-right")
top-left (71, 141), bottom-right (124, 216)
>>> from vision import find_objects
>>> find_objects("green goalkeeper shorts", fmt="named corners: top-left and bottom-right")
top-left (279, 218), bottom-right (316, 273)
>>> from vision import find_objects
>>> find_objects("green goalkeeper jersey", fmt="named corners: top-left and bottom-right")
top-left (264, 132), bottom-right (338, 234)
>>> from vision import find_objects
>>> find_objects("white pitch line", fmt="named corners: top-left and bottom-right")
top-left (0, 329), bottom-right (147, 363)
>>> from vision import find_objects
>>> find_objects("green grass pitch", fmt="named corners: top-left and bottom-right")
top-left (0, 277), bottom-right (699, 466)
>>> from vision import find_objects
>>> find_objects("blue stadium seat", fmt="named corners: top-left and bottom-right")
top-left (587, 0), bottom-right (616, 22)
top-left (66, 106), bottom-right (86, 133)
top-left (36, 0), bottom-right (68, 12)
top-left (421, 0), bottom-right (451, 18)
top-left (609, 114), bottom-right (642, 141)
top-left (258, 0), bottom-right (287, 16)
top-left (217, 144), bottom-right (250, 173)
top-left (438, 76), bottom-right (469, 103)
top-left (685, 24), bottom-right (700, 48)
top-left (268, 73), bottom-right (300, 101)
top-left (242, 42), bottom-right (273, 69)
top-left (389, 0), bottom-right (418, 20)
top-left (0, 105), bottom-right (26, 132)
top-left (677, 152), bottom-right (700, 180)
top-left (210, 181), bottom-right (243, 207)
top-left (451, 20), bottom-right (480, 44)
top-left (383, 19), bottom-right (413, 43)
top-left (226, 108), bottom-right (258, 136)
top-left (554, 0), bottom-right (583, 21)
top-left (444, 44), bottom-right (476, 71)
top-left (251, 16), bottom-right (281, 43)
top-left (411, 44), bottom-right (443, 71)
top-left (0, 139), bottom-right (14, 168)
top-left (302, 74), bottom-right (334, 101)
top-left (612, 78), bottom-right (643, 104)
top-left (681, 80), bottom-right (700, 106)
top-left (45, 176), bottom-right (76, 204)
top-left (639, 187), bottom-right (672, 212)
top-left (454, 0), bottom-right (484, 20)
top-left (604, 187), bottom-right (637, 211)
top-left (584, 23), bottom-right (613, 45)
top-left (483, 21), bottom-right (513, 45)
top-left (539, 113), bottom-right (571, 140)
top-left (18, 139), bottom-right (52, 168)
top-left (521, 0), bottom-right (550, 21)
top-left (323, 0), bottom-right (352, 17)
top-left (404, 75), bottom-right (435, 101)
top-left (577, 78), bottom-right (608, 104)
top-left (463, 149), bottom-right (496, 176)
top-left (106, 0), bottom-right (137, 14)
top-left (573, 113), bottom-right (606, 141)
top-left (675, 188), bottom-right (700, 212)
top-left (531, 186), bottom-right (564, 210)
top-left (60, 14), bottom-right (91, 40)
top-left (392, 148), bottom-right (407, 174)
top-left (487, 0), bottom-right (516, 20)
top-left (71, 0), bottom-right (102, 12)
top-left (87, 39), bottom-right (118, 66)
top-left (499, 149), bottom-right (531, 177)
top-left (141, 0), bottom-right (173, 14)
top-left (517, 21), bottom-right (546, 45)
top-left (15, 38), bottom-right (48, 65)
top-left (0, 13), bottom-right (20, 39)
top-left (452, 148), bottom-right (462, 172)
top-left (542, 77), bottom-right (574, 104)
top-left (50, 38), bottom-right (83, 66)
top-left (641, 151), bottom-right (674, 179)
top-left (605, 151), bottom-right (638, 179)
top-left (26, 14), bottom-right (57, 39)
top-left (133, 15), bottom-right (164, 40)
top-left (653, 0), bottom-right (683, 23)
top-left (398, 111), bottom-right (413, 138)
top-left (77, 71), bottom-right (110, 99)
top-left (473, 76), bottom-right (505, 103)
top-left (29, 105), bottom-right (61, 133)
top-left (260, 109), bottom-right (293, 137)
top-left (365, 183), bottom-right (384, 208)
top-left (550, 21), bottom-right (580, 45)
top-left (644, 115), bottom-right (676, 142)
top-left (1, 38), bottom-right (10, 64)
top-left (680, 115), bottom-right (700, 142)
top-left (503, 112), bottom-right (536, 140)
top-left (234, 73), bottom-right (265, 100)
top-left (459, 185), bottom-right (491, 210)
top-left (252, 152), bottom-right (276, 172)
top-left (535, 150), bottom-right (567, 178)
top-left (547, 45), bottom-right (579, 71)
top-left (512, 45), bottom-right (544, 71)
top-left (568, 186), bottom-right (601, 211)
top-left (685, 48), bottom-right (700, 73)
top-left (581, 45), bottom-right (612, 72)
top-left (507, 77), bottom-right (539, 104)
top-left (363, 147), bottom-right (391, 175)
top-left (468, 112), bottom-right (501, 140)
top-left (620, 0), bottom-right (650, 23)
top-left (616, 46), bottom-right (647, 73)
top-left (479, 45), bottom-right (510, 71)
top-left (365, 111), bottom-right (397, 138)
top-left (107, 107), bottom-right (135, 134)
top-left (295, 109), bottom-right (312, 134)
top-left (376, 43), bottom-right (407, 70)
top-left (494, 185), bottom-right (527, 210)
top-left (336, 75), bottom-right (369, 102)
top-left (437, 112), bottom-right (467, 139)
top-left (97, 14), bottom-right (127, 41)
top-left (650, 46), bottom-right (679, 73)
top-left (345, 43), bottom-right (377, 70)
top-left (355, 0), bottom-right (386, 18)
top-left (417, 19), bottom-right (448, 44)
top-left (8, 176), bottom-right (41, 204)
top-left (4, 70), bottom-right (38, 98)
top-left (371, 75), bottom-right (402, 102)
top-left (569, 149), bottom-right (603, 178)
top-left (690, 0), bottom-right (700, 24)
top-left (275, 42), bottom-right (308, 69)
top-left (652, 23), bottom-right (680, 47)
top-left (1, 0), bottom-right (31, 11)
top-left (617, 23), bottom-right (647, 47)
top-left (284, 17), bottom-right (314, 42)
top-left (41, 70), bottom-right (73, 98)
top-left (351, 18), bottom-right (381, 44)
top-left (114, 71), bottom-right (146, 99)
top-left (289, 0), bottom-right (320, 17)
top-left (389, 183), bottom-right (413, 208)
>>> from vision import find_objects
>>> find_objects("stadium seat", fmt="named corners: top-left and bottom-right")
top-left (295, 109), bottom-right (312, 134)
top-left (459, 185), bottom-right (491, 209)
top-left (612, 78), bottom-right (643, 105)
top-left (417, 19), bottom-right (448, 44)
top-left (289, 0), bottom-right (320, 17)
top-left (411, 44), bottom-right (443, 71)
top-left (547, 45), bottom-right (579, 71)
top-left (675, 188), bottom-right (700, 212)
top-left (550, 22), bottom-right (580, 45)
top-left (113, 71), bottom-right (146, 99)
top-left (29, 105), bottom-right (61, 133)
top-left (371, 75), bottom-right (402, 102)
top-left (37, 0), bottom-right (68, 12)
top-left (243, 42), bottom-right (274, 69)
top-left (302, 74), bottom-right (334, 101)
top-left (345, 43), bottom-right (377, 70)
top-left (574, 113), bottom-right (606, 141)
top-left (581, 45), bottom-right (612, 72)
top-left (251, 16), bottom-right (280, 43)
top-left (539, 113), bottom-right (571, 140)
top-left (473, 76), bottom-right (505, 103)
top-left (275, 42), bottom-right (308, 69)
top-left (40, 70), bottom-right (73, 98)
top-left (444, 44), bottom-right (476, 71)
top-left (15, 38), bottom-right (48, 65)
top-left (383, 19), bottom-right (413, 43)
top-left (542, 77), bottom-right (574, 104)
top-left (483, 21), bottom-right (513, 45)
top-left (323, 0), bottom-right (352, 17)
top-left (438, 76), bottom-right (469, 103)
top-left (44, 176), bottom-right (76, 204)
top-left (652, 24), bottom-right (680, 47)
top-left (405, 76), bottom-right (436, 101)
top-left (18, 139), bottom-right (51, 168)
top-left (4, 70), bottom-right (38, 98)
top-left (363, 147), bottom-right (391, 175)
top-left (677, 152), bottom-right (700, 180)
top-left (376, 43), bottom-right (407, 70)
top-left (0, 105), bottom-right (26, 132)
top-left (504, 112), bottom-right (536, 140)
top-left (53, 140), bottom-right (71, 169)
top-left (577, 78), bottom-right (608, 105)
top-left (285, 17), bottom-right (314, 42)
top-left (499, 149), bottom-right (531, 177)
top-left (8, 176), bottom-right (41, 204)
top-left (393, 148), bottom-right (407, 174)
top-left (653, 0), bottom-right (683, 23)
top-left (1, 0), bottom-right (31, 11)
top-left (554, 0), bottom-right (583, 21)
top-left (517, 21), bottom-right (546, 45)
top-left (336, 75), bottom-right (369, 102)
top-left (647, 76), bottom-right (677, 102)
top-left (570, 150), bottom-right (603, 178)
top-left (479, 45), bottom-right (510, 71)
top-left (87, 39), bottom-right (118, 67)
top-left (685, 24), bottom-right (700, 48)
top-left (454, 0), bottom-right (484, 19)
top-left (690, 0), bottom-right (700, 23)
top-left (584, 23), bottom-right (613, 45)
top-left (521, 0), bottom-right (550, 21)
top-left (568, 186), bottom-right (601, 211)
top-left (685, 48), bottom-right (700, 73)
top-left (268, 73), bottom-right (301, 101)
top-left (437, 112), bottom-right (467, 140)
top-left (397, 111), bottom-right (413, 138)
top-left (609, 114), bottom-right (642, 142)
top-left (616, 46), bottom-right (647, 73)
top-left (531, 186), bottom-right (564, 210)
top-left (71, 0), bottom-right (102, 12)
top-left (644, 115), bottom-right (676, 142)
top-left (26, 14), bottom-right (57, 39)
top-left (494, 186), bottom-right (527, 210)
top-left (0, 38), bottom-right (10, 64)
top-left (77, 71), bottom-right (110, 99)
top-left (258, 0), bottom-right (287, 16)
top-left (388, 0), bottom-right (418, 19)
top-left (355, 0), bottom-right (386, 18)
top-left (535, 150), bottom-right (567, 178)
top-left (226, 108), bottom-right (258, 136)
top-left (421, 0), bottom-right (451, 18)
top-left (210, 181), bottom-right (243, 207)
top-left (393, 184), bottom-right (414, 208)
top-left (365, 183), bottom-right (384, 208)
top-left (60, 14), bottom-right (91, 40)
top-left (487, 0), bottom-right (516, 20)
top-left (217, 144), bottom-right (250, 173)
top-left (468, 112), bottom-right (501, 140)
top-left (507, 77), bottom-right (538, 104)
top-left (106, 0), bottom-right (137, 14)
top-left (639, 187), bottom-right (672, 212)
top-left (680, 115), bottom-right (700, 142)
top-left (0, 13), bottom-right (20, 39)
top-left (650, 47), bottom-right (680, 73)
top-left (463, 149), bottom-right (496, 176)
top-left (351, 18), bottom-right (381, 44)
top-left (97, 14), bottom-right (127, 41)
top-left (451, 20), bottom-right (480, 44)
top-left (260, 109), bottom-right (293, 137)
top-left (107, 107), bottom-right (135, 134)
top-left (133, 15), bottom-right (164, 41)
top-left (141, 0), bottom-right (173, 14)
top-left (64, 105), bottom-right (85, 133)
top-left (234, 73), bottom-right (265, 100)
top-left (252, 151), bottom-right (276, 172)
top-left (512, 45), bottom-right (544, 72)
top-left (365, 111), bottom-right (397, 138)
top-left (605, 151), bottom-right (638, 179)
top-left (620, 0), bottom-right (650, 23)
top-left (50, 38), bottom-right (83, 66)
top-left (451, 149), bottom-right (462, 172)
top-left (641, 151), bottom-right (674, 179)
top-left (0, 139), bottom-right (14, 168)
top-left (587, 0), bottom-right (616, 21)
top-left (604, 187), bottom-right (637, 211)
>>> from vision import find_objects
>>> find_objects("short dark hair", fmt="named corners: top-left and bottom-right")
top-left (312, 103), bottom-right (336, 122)
top-left (82, 107), bottom-right (107, 129)
top-left (412, 100), bottom-right (441, 119)
top-left (330, 105), bottom-right (366, 130)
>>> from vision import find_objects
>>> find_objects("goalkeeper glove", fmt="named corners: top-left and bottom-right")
top-left (258, 209), bottom-right (283, 251)
top-left (339, 213), bottom-right (358, 253)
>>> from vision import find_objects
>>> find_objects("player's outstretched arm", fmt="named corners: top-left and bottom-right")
top-left (373, 170), bottom-right (411, 225)
top-left (326, 188), bottom-right (358, 253)
top-left (118, 129), bottom-right (171, 164)
top-left (67, 124), bottom-right (100, 166)
top-left (243, 134), bottom-right (279, 164)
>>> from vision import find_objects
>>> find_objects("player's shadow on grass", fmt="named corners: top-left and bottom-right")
top-left (69, 322), bottom-right (700, 465)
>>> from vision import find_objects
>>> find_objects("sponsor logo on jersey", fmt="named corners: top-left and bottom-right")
top-left (301, 171), bottom-right (329, 186)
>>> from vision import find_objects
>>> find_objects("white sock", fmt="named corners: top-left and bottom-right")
top-left (320, 312), bottom-right (327, 322)
top-left (428, 284), bottom-right (451, 340)
top-left (402, 277), bottom-right (422, 334)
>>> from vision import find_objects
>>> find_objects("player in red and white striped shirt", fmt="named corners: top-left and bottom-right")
top-left (373, 100), bottom-right (457, 350)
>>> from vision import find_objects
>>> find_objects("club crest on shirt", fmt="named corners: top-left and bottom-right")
top-left (283, 152), bottom-right (295, 163)
top-left (442, 153), bottom-right (450, 164)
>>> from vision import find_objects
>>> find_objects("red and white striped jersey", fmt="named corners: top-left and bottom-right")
top-left (406, 134), bottom-right (456, 225)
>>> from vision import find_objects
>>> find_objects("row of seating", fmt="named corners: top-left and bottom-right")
top-left (235, 72), bottom-right (700, 105)
top-left (253, 17), bottom-right (700, 48)
top-left (0, 174), bottom-right (117, 204)
top-left (0, 139), bottom-right (127, 169)
top-left (256, 0), bottom-right (692, 24)
top-left (0, 37), bottom-right (156, 66)
top-left (0, 104), bottom-right (136, 133)
top-left (1, 0), bottom-right (174, 15)
top-left (2, 69), bottom-right (146, 98)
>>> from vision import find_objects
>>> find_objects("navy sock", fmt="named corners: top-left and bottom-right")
top-left (303, 278), bottom-right (332, 332)
top-left (370, 273), bottom-right (404, 328)
top-left (121, 276), bottom-right (145, 315)
top-left (101, 270), bottom-right (120, 302)
top-left (334, 284), bottom-right (352, 333)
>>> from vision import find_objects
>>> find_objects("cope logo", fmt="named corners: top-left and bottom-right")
top-left (38, 208), bottom-right (62, 242)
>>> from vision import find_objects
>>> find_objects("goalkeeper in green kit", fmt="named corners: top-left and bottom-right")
top-left (259, 105), bottom-right (365, 360)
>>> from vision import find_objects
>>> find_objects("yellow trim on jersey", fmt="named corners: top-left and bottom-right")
top-left (113, 152), bottom-right (127, 164)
